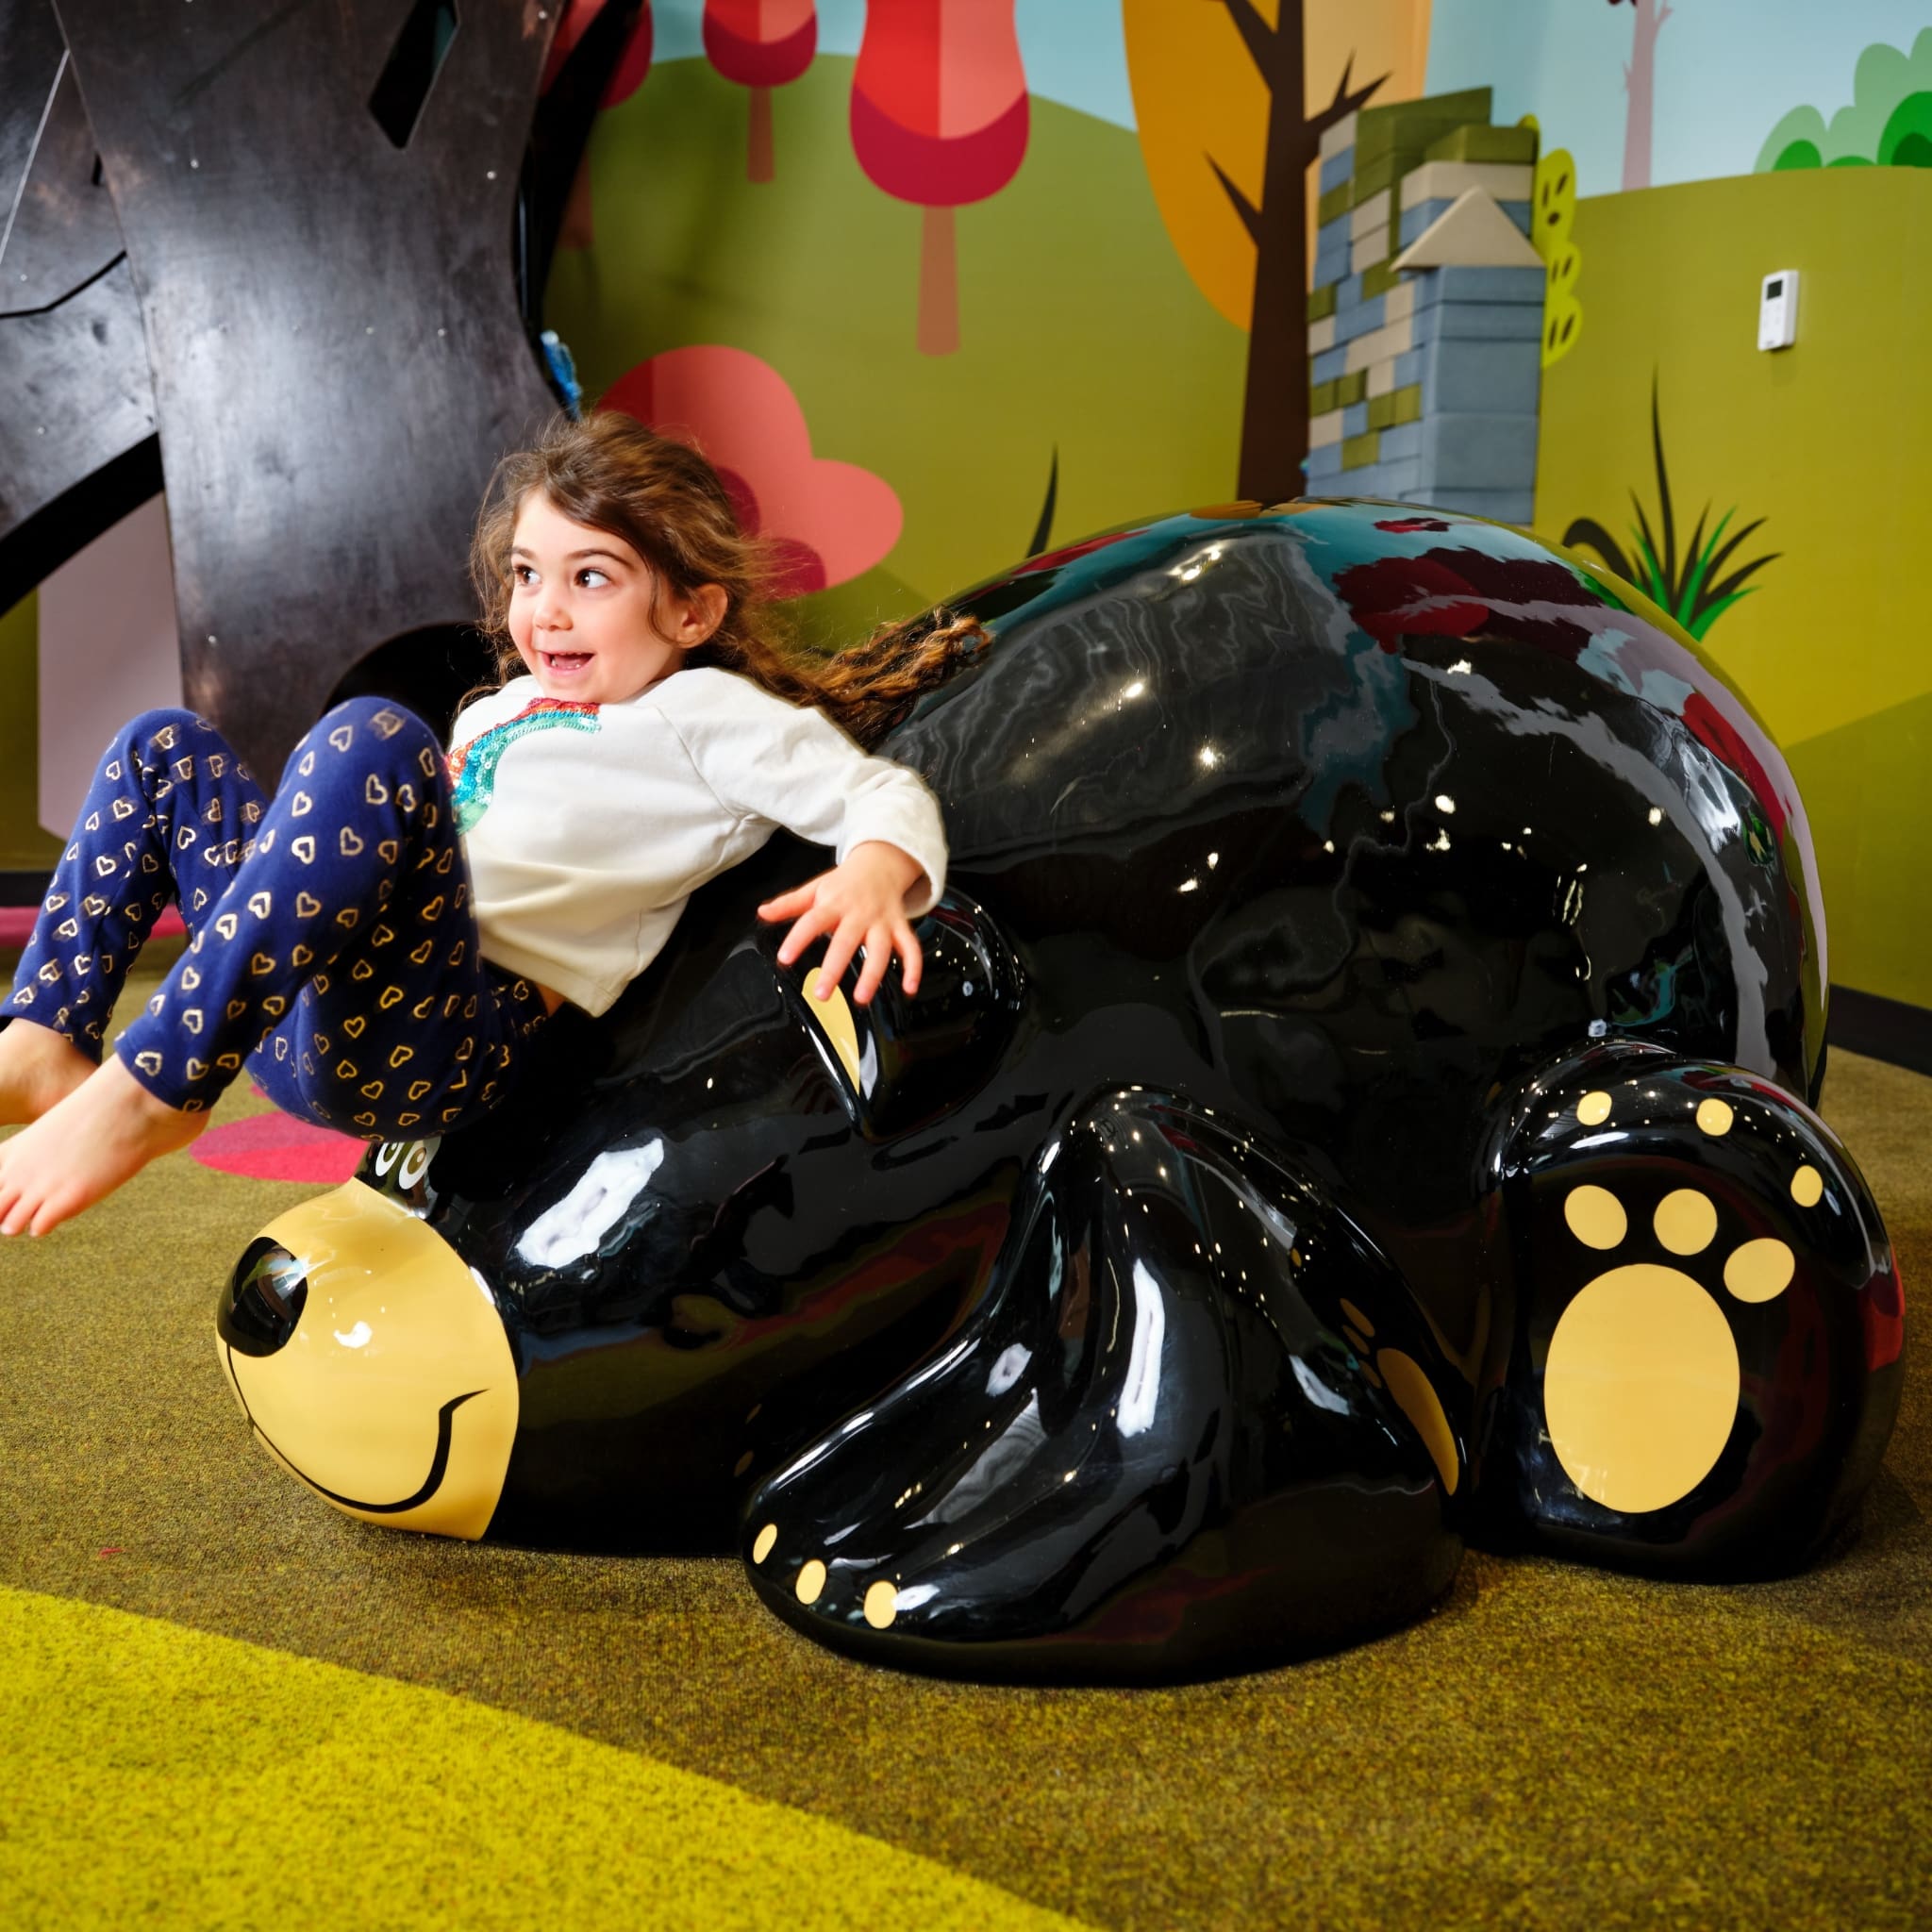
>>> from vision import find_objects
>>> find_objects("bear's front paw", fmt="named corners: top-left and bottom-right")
top-left (1474, 1041), bottom-right (1904, 1576)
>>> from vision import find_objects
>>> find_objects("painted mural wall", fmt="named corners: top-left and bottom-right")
top-left (1426, 0), bottom-right (1932, 195)
top-left (541, 0), bottom-right (1435, 647)
top-left (1427, 2), bottom-right (1932, 1013)
top-left (5, 0), bottom-right (1924, 1025)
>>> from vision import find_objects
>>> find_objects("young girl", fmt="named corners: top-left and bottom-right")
top-left (0, 411), bottom-right (978, 1239)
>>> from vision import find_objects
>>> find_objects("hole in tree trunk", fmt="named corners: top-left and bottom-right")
top-left (368, 1), bottom-right (461, 150)
top-left (323, 623), bottom-right (501, 742)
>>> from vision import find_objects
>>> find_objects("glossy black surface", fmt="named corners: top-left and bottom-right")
top-left (747, 1089), bottom-right (1463, 1680)
top-left (1473, 1040), bottom-right (1902, 1575)
top-left (218, 1239), bottom-right (310, 1359)
top-left (258, 500), bottom-right (1900, 1677)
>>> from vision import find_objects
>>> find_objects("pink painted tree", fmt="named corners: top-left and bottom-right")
top-left (704, 2), bottom-right (818, 183)
top-left (601, 347), bottom-right (902, 597)
top-left (540, 0), bottom-right (655, 103)
top-left (1609, 0), bottom-right (1673, 192)
top-left (851, 0), bottom-right (1029, 356)
top-left (541, 0), bottom-right (656, 251)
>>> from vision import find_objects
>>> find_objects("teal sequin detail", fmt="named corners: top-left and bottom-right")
top-left (449, 700), bottom-right (601, 833)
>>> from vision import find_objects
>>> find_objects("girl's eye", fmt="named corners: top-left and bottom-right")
top-left (578, 568), bottom-right (609, 588)
top-left (512, 564), bottom-right (537, 587)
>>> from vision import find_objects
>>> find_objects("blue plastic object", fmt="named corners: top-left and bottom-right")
top-left (540, 328), bottom-right (582, 419)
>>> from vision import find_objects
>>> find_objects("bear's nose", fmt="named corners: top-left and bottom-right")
top-left (218, 1239), bottom-right (309, 1357)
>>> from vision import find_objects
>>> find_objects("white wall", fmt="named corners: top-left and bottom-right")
top-left (1426, 1), bottom-right (1932, 195)
top-left (38, 493), bottom-right (182, 841)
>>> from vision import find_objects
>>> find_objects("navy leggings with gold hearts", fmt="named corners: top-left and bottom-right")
top-left (5, 700), bottom-right (549, 1135)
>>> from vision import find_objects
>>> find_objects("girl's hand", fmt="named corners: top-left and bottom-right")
top-left (758, 841), bottom-right (926, 1005)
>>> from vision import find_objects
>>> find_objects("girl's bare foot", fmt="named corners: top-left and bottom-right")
top-left (0, 1017), bottom-right (97, 1125)
top-left (0, 1052), bottom-right (207, 1237)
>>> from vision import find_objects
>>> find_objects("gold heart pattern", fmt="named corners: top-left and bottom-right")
top-left (17, 704), bottom-right (542, 1139)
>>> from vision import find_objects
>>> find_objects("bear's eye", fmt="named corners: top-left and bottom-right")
top-left (359, 1135), bottom-right (441, 1215)
top-left (780, 891), bottom-right (1023, 1140)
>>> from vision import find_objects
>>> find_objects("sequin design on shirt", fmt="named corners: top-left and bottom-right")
top-left (449, 699), bottom-right (601, 834)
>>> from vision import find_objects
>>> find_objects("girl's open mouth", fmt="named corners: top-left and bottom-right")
top-left (541, 650), bottom-right (593, 675)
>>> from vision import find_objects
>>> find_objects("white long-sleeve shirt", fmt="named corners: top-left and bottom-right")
top-left (446, 667), bottom-right (948, 1016)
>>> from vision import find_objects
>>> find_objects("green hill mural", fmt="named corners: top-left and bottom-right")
top-left (1534, 164), bottom-right (1932, 1011)
top-left (543, 55), bottom-right (1246, 650)
top-left (1757, 28), bottom-right (1932, 172)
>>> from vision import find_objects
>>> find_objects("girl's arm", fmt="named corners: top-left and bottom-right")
top-left (670, 677), bottom-right (947, 1005)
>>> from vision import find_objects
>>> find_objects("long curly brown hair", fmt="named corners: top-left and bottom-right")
top-left (467, 410), bottom-right (985, 747)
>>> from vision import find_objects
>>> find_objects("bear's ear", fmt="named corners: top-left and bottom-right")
top-left (765, 890), bottom-right (1024, 1141)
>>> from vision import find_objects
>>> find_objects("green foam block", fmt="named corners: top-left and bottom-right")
top-left (1362, 258), bottom-right (1407, 300)
top-left (1318, 180), bottom-right (1354, 226)
top-left (1367, 383), bottom-right (1424, 430)
top-left (1424, 123), bottom-right (1540, 166)
top-left (1355, 88), bottom-right (1493, 162)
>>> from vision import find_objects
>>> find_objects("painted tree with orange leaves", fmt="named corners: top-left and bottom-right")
top-left (1207, 2), bottom-right (1383, 500)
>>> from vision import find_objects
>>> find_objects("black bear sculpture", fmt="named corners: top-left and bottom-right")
top-left (217, 501), bottom-right (1905, 1682)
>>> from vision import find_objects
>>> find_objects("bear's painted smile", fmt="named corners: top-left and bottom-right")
top-left (221, 1357), bottom-right (484, 1515)
top-left (216, 1188), bottom-right (519, 1541)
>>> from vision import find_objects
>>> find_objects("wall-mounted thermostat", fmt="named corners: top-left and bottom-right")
top-left (1758, 270), bottom-right (1799, 350)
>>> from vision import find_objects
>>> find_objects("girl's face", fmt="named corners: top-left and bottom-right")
top-left (508, 491), bottom-right (725, 706)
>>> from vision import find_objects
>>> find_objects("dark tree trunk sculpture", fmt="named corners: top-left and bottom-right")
top-left (0, 0), bottom-right (160, 614)
top-left (40, 0), bottom-right (589, 778)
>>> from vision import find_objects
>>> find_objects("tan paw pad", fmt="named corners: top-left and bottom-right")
top-left (1543, 1169), bottom-right (1806, 1517)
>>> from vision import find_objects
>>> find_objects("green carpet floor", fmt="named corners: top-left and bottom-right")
top-left (3, 948), bottom-right (1927, 1930)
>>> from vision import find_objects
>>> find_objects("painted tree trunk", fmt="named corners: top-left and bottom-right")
top-left (1238, 19), bottom-right (1312, 502)
top-left (852, 0), bottom-right (1028, 358)
top-left (919, 206), bottom-right (959, 358)
top-left (749, 85), bottom-right (774, 181)
top-left (1623, 0), bottom-right (1671, 193)
top-left (46, 0), bottom-right (575, 778)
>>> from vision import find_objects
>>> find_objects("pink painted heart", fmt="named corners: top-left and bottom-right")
top-left (602, 346), bottom-right (902, 596)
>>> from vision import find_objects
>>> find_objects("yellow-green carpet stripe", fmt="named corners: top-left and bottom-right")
top-left (0, 1584), bottom-right (1090, 1932)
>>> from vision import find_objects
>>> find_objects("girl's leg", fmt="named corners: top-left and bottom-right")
top-left (119, 698), bottom-right (544, 1128)
top-left (0, 699), bottom-right (548, 1233)
top-left (6, 707), bottom-right (552, 1236)
top-left (0, 709), bottom-right (264, 1122)
top-left (255, 941), bottom-right (546, 1140)
top-left (241, 713), bottom-right (550, 1139)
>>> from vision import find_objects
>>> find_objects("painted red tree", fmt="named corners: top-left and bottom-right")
top-left (704, 1), bottom-right (817, 183)
top-left (1608, 0), bottom-right (1672, 192)
top-left (541, 0), bottom-right (655, 252)
top-left (540, 0), bottom-right (654, 103)
top-left (851, 0), bottom-right (1029, 356)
